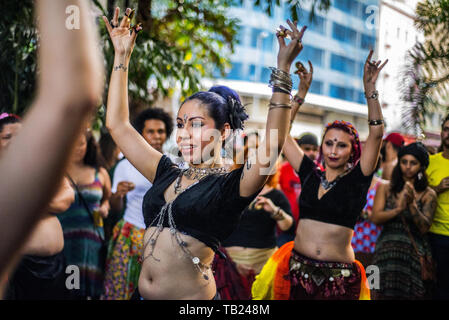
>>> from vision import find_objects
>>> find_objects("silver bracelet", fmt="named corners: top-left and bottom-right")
top-left (368, 119), bottom-right (384, 126)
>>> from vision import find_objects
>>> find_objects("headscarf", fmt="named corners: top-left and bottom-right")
top-left (397, 142), bottom-right (429, 169)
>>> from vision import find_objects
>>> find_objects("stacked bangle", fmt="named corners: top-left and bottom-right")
top-left (269, 67), bottom-right (292, 95)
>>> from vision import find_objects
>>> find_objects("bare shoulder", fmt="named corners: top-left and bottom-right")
top-left (377, 180), bottom-right (390, 197)
top-left (98, 167), bottom-right (111, 183)
top-left (424, 187), bottom-right (437, 202)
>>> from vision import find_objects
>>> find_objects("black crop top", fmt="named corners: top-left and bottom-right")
top-left (142, 155), bottom-right (260, 252)
top-left (222, 189), bottom-right (294, 249)
top-left (296, 155), bottom-right (373, 229)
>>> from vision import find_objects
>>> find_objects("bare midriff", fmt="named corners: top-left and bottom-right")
top-left (138, 227), bottom-right (216, 300)
top-left (294, 218), bottom-right (355, 264)
top-left (23, 214), bottom-right (64, 256)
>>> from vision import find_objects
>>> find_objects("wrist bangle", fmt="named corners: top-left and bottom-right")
top-left (365, 90), bottom-right (379, 100)
top-left (368, 119), bottom-right (384, 126)
top-left (293, 95), bottom-right (304, 105)
top-left (269, 102), bottom-right (292, 110)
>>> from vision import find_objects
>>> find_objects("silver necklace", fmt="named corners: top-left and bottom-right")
top-left (174, 166), bottom-right (228, 194)
top-left (319, 168), bottom-right (351, 190)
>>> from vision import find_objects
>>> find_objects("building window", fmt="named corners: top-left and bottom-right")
top-left (261, 67), bottom-right (271, 83)
top-left (301, 45), bottom-right (324, 67)
top-left (248, 64), bottom-right (256, 81)
top-left (262, 34), bottom-right (274, 51)
top-left (295, 10), bottom-right (326, 35)
top-left (357, 90), bottom-right (366, 104)
top-left (330, 54), bottom-right (356, 75)
top-left (332, 22), bottom-right (357, 46)
top-left (226, 62), bottom-right (242, 80)
top-left (334, 0), bottom-right (361, 16)
top-left (250, 28), bottom-right (271, 49)
top-left (329, 84), bottom-right (356, 102)
top-left (361, 34), bottom-right (376, 50)
top-left (309, 80), bottom-right (323, 94)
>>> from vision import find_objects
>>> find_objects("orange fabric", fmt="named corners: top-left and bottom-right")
top-left (273, 241), bottom-right (294, 300)
top-left (354, 259), bottom-right (371, 300)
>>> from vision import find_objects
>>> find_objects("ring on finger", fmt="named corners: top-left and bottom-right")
top-left (110, 20), bottom-right (118, 28)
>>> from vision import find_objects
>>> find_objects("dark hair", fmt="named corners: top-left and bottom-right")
top-left (390, 143), bottom-right (429, 196)
top-left (83, 131), bottom-right (102, 169)
top-left (132, 107), bottom-right (174, 138)
top-left (99, 130), bottom-right (118, 170)
top-left (181, 86), bottom-right (248, 130)
top-left (0, 114), bottom-right (21, 133)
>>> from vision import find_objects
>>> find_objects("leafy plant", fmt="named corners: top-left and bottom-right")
top-left (400, 0), bottom-right (449, 134)
top-left (0, 0), bottom-right (330, 119)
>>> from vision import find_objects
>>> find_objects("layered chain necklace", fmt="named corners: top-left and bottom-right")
top-left (319, 168), bottom-right (351, 191)
top-left (141, 165), bottom-right (228, 281)
top-left (174, 166), bottom-right (228, 194)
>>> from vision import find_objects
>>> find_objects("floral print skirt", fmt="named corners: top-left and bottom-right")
top-left (102, 219), bottom-right (144, 300)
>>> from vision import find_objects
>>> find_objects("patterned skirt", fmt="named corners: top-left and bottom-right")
top-left (372, 224), bottom-right (433, 299)
top-left (102, 219), bottom-right (145, 300)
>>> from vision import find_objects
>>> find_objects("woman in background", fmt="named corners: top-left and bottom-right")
top-left (371, 142), bottom-right (437, 299)
top-left (59, 130), bottom-right (111, 299)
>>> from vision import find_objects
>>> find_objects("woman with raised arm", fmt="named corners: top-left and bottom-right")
top-left (103, 7), bottom-right (305, 300)
top-left (253, 50), bottom-right (387, 300)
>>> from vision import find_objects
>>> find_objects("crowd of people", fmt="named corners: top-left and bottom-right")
top-left (1, 2), bottom-right (449, 301)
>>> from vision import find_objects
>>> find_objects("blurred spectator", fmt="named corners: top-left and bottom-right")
top-left (380, 132), bottom-right (405, 180)
top-left (426, 114), bottom-right (449, 299)
top-left (59, 130), bottom-right (111, 299)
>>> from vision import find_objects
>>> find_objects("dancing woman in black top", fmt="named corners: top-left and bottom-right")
top-left (253, 50), bottom-right (388, 300)
top-left (103, 7), bottom-right (305, 299)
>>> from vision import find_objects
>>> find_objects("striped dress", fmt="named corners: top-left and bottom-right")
top-left (372, 194), bottom-right (433, 299)
top-left (58, 170), bottom-right (105, 299)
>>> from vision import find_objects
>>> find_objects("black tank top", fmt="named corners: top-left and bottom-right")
top-left (296, 156), bottom-right (374, 229)
top-left (142, 155), bottom-right (260, 251)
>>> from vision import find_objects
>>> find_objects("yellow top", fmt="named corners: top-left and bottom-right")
top-left (426, 152), bottom-right (449, 236)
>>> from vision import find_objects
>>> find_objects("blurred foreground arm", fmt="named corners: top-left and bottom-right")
top-left (0, 0), bottom-right (103, 278)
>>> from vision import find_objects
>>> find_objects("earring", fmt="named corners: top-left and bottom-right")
top-left (417, 172), bottom-right (423, 180)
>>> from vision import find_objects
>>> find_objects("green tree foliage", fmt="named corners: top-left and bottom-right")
top-left (400, 0), bottom-right (449, 134)
top-left (0, 0), bottom-right (37, 116)
top-left (0, 0), bottom-right (330, 118)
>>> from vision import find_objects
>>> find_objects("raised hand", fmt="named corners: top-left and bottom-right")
top-left (276, 20), bottom-right (307, 72)
top-left (363, 49), bottom-right (388, 88)
top-left (102, 7), bottom-right (142, 59)
top-left (295, 60), bottom-right (313, 96)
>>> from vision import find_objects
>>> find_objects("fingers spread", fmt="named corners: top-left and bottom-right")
top-left (287, 19), bottom-right (299, 34)
top-left (366, 49), bottom-right (374, 63)
top-left (102, 16), bottom-right (113, 34)
top-left (113, 7), bottom-right (120, 26)
top-left (378, 59), bottom-right (389, 71)
top-left (120, 7), bottom-right (132, 28)
top-left (308, 60), bottom-right (314, 73)
top-left (298, 25), bottom-right (307, 41)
